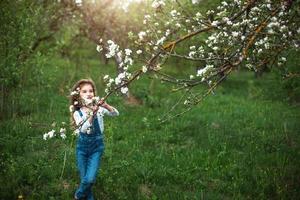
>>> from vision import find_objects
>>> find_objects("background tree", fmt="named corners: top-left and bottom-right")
top-left (96, 0), bottom-right (300, 121)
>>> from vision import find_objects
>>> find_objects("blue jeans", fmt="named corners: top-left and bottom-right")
top-left (75, 133), bottom-right (104, 200)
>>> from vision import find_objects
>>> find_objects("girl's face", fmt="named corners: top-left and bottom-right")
top-left (79, 84), bottom-right (94, 100)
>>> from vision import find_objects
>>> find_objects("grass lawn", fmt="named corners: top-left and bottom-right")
top-left (0, 56), bottom-right (299, 200)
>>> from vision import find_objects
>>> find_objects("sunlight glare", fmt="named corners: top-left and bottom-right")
top-left (119, 0), bottom-right (145, 12)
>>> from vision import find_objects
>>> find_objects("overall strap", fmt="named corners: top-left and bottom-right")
top-left (78, 110), bottom-right (83, 117)
top-left (78, 109), bottom-right (102, 135)
top-left (93, 115), bottom-right (102, 135)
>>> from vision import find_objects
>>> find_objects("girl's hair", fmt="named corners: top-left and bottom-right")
top-left (70, 79), bottom-right (97, 125)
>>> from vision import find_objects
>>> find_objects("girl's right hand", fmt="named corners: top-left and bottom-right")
top-left (97, 98), bottom-right (109, 108)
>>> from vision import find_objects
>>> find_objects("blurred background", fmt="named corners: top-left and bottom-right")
top-left (0, 0), bottom-right (299, 199)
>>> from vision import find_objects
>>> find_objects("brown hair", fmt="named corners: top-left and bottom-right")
top-left (69, 79), bottom-right (97, 125)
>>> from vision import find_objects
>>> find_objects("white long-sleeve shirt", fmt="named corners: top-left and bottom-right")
top-left (73, 106), bottom-right (119, 134)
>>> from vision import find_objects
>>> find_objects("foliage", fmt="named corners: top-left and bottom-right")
top-left (1, 0), bottom-right (300, 199)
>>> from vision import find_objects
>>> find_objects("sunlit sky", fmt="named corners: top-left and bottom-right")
top-left (118, 0), bottom-right (145, 12)
top-left (74, 0), bottom-right (146, 12)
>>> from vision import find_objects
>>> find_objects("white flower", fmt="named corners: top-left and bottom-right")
top-left (170, 10), bottom-right (177, 17)
top-left (115, 77), bottom-right (121, 85)
top-left (69, 105), bottom-right (74, 112)
top-left (264, 43), bottom-right (270, 49)
top-left (190, 46), bottom-right (196, 50)
top-left (192, 0), bottom-right (200, 4)
top-left (197, 65), bottom-right (214, 77)
top-left (75, 0), bottom-right (82, 6)
top-left (92, 96), bottom-right (100, 103)
top-left (125, 49), bottom-right (132, 56)
top-left (142, 65), bottom-right (147, 73)
top-left (121, 87), bottom-right (128, 94)
top-left (105, 40), bottom-right (119, 58)
top-left (152, 0), bottom-right (165, 9)
top-left (70, 91), bottom-right (78, 96)
top-left (60, 128), bottom-right (66, 134)
top-left (74, 101), bottom-right (78, 105)
top-left (138, 31), bottom-right (146, 40)
top-left (232, 31), bottom-right (239, 37)
top-left (211, 21), bottom-right (218, 27)
top-left (118, 72), bottom-right (126, 79)
top-left (103, 75), bottom-right (109, 80)
top-left (165, 29), bottom-right (170, 36)
top-left (246, 64), bottom-right (253, 69)
top-left (43, 133), bottom-right (48, 140)
top-left (189, 51), bottom-right (196, 57)
top-left (83, 98), bottom-right (93, 105)
top-left (60, 133), bottom-right (66, 139)
top-left (207, 10), bottom-right (214, 15)
top-left (155, 64), bottom-right (161, 70)
top-left (222, 17), bottom-right (229, 22)
top-left (222, 17), bottom-right (232, 26)
top-left (48, 130), bottom-right (55, 138)
top-left (212, 46), bottom-right (219, 51)
top-left (196, 12), bottom-right (202, 18)
top-left (190, 75), bottom-right (194, 79)
top-left (156, 37), bottom-right (166, 45)
top-left (96, 45), bottom-right (102, 52)
top-left (136, 50), bottom-right (142, 55)
top-left (73, 129), bottom-right (80, 136)
top-left (267, 28), bottom-right (274, 34)
top-left (281, 57), bottom-right (287, 62)
top-left (280, 25), bottom-right (287, 32)
top-left (221, 1), bottom-right (228, 6)
top-left (125, 57), bottom-right (133, 65)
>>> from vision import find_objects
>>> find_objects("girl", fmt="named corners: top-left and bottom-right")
top-left (70, 79), bottom-right (119, 200)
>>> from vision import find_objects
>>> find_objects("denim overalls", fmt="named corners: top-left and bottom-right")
top-left (75, 110), bottom-right (104, 200)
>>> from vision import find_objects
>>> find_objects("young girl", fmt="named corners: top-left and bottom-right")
top-left (70, 79), bottom-right (119, 200)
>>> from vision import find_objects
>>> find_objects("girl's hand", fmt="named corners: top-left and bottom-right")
top-left (98, 98), bottom-right (108, 108)
top-left (98, 98), bottom-right (114, 112)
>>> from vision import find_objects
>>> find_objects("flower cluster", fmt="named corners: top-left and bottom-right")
top-left (152, 0), bottom-right (165, 9)
top-left (197, 65), bottom-right (214, 81)
top-left (105, 40), bottom-right (120, 58)
top-left (95, 0), bottom-right (298, 107)
top-left (43, 122), bottom-right (67, 140)
top-left (97, 39), bottom-right (148, 95)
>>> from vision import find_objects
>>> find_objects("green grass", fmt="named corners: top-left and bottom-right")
top-left (0, 55), bottom-right (300, 200)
